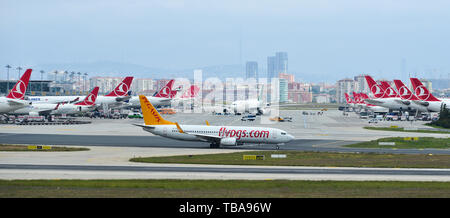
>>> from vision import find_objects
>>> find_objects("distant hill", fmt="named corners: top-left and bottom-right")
top-left (31, 61), bottom-right (245, 80)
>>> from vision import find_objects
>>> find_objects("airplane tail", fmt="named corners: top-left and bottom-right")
top-left (352, 92), bottom-right (361, 103)
top-left (410, 78), bottom-right (440, 102)
top-left (379, 81), bottom-right (399, 98)
top-left (6, 69), bottom-right (32, 100)
top-left (344, 93), bottom-right (353, 104)
top-left (154, 79), bottom-right (175, 98)
top-left (364, 75), bottom-right (385, 98)
top-left (105, 77), bottom-right (133, 97)
top-left (181, 85), bottom-right (200, 98)
top-left (139, 95), bottom-right (175, 125)
top-left (393, 80), bottom-right (419, 100)
top-left (75, 87), bottom-right (99, 106)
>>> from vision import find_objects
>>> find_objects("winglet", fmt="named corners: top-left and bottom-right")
top-left (205, 120), bottom-right (210, 126)
top-left (175, 122), bottom-right (185, 133)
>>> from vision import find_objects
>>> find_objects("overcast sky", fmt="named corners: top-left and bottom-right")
top-left (1, 0), bottom-right (450, 81)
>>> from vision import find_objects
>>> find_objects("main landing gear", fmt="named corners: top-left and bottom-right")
top-left (210, 143), bottom-right (220, 148)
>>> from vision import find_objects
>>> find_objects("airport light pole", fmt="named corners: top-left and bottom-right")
top-left (5, 65), bottom-right (11, 93)
top-left (16, 66), bottom-right (22, 79)
top-left (83, 72), bottom-right (88, 93)
top-left (40, 70), bottom-right (45, 94)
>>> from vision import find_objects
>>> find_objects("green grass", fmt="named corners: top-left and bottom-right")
top-left (364, 126), bottom-right (450, 134)
top-left (130, 150), bottom-right (450, 168)
top-left (0, 144), bottom-right (89, 152)
top-left (345, 137), bottom-right (450, 149)
top-left (0, 180), bottom-right (449, 198)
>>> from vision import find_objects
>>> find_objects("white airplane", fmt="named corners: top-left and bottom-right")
top-left (28, 77), bottom-right (133, 108)
top-left (133, 95), bottom-right (294, 149)
top-left (364, 76), bottom-right (407, 112)
top-left (0, 69), bottom-right (33, 113)
top-left (410, 78), bottom-right (449, 112)
top-left (359, 93), bottom-right (389, 113)
top-left (124, 79), bottom-right (178, 108)
top-left (11, 87), bottom-right (100, 115)
top-left (392, 79), bottom-right (429, 113)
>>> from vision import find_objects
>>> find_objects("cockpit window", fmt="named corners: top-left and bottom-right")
top-left (281, 132), bottom-right (286, 135)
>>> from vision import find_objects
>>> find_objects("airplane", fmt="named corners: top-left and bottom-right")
top-left (123, 79), bottom-right (179, 108)
top-left (364, 76), bottom-right (406, 112)
top-left (410, 78), bottom-right (449, 112)
top-left (344, 93), bottom-right (355, 108)
top-left (359, 93), bottom-right (389, 113)
top-left (10, 87), bottom-right (100, 115)
top-left (133, 95), bottom-right (294, 149)
top-left (392, 79), bottom-right (429, 113)
top-left (0, 69), bottom-right (33, 113)
top-left (28, 76), bottom-right (133, 108)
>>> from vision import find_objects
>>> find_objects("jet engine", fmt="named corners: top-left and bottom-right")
top-left (220, 137), bottom-right (237, 146)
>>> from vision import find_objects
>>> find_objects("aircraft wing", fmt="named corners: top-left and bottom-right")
top-left (174, 123), bottom-right (221, 143)
top-left (364, 99), bottom-right (383, 105)
top-left (115, 96), bottom-right (131, 102)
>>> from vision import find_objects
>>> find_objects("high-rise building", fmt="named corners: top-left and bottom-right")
top-left (245, 61), bottom-right (258, 80)
top-left (267, 52), bottom-right (288, 81)
top-left (279, 73), bottom-right (295, 83)
top-left (336, 78), bottom-right (355, 103)
top-left (354, 74), bottom-right (369, 93)
top-left (279, 78), bottom-right (288, 103)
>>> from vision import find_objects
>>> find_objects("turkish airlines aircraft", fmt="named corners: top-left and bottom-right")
top-left (359, 93), bottom-right (389, 113)
top-left (29, 77), bottom-right (133, 108)
top-left (410, 78), bottom-right (449, 112)
top-left (0, 69), bottom-right (33, 113)
top-left (125, 79), bottom-right (178, 108)
top-left (392, 79), bottom-right (428, 112)
top-left (344, 93), bottom-right (355, 108)
top-left (364, 76), bottom-right (405, 111)
top-left (133, 95), bottom-right (294, 149)
top-left (11, 87), bottom-right (100, 115)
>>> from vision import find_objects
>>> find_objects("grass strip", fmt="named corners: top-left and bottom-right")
top-left (364, 126), bottom-right (450, 134)
top-left (0, 144), bottom-right (89, 152)
top-left (130, 150), bottom-right (450, 168)
top-left (345, 137), bottom-right (450, 149)
top-left (0, 179), bottom-right (449, 198)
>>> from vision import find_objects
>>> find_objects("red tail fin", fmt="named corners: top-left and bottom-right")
top-left (410, 78), bottom-right (440, 102)
top-left (6, 69), bottom-right (32, 100)
top-left (154, 79), bottom-right (175, 98)
top-left (379, 81), bottom-right (399, 98)
top-left (393, 80), bottom-right (419, 100)
top-left (105, 77), bottom-right (133, 97)
top-left (344, 93), bottom-right (354, 104)
top-left (75, 87), bottom-right (99, 106)
top-left (364, 75), bottom-right (385, 98)
top-left (181, 85), bottom-right (200, 98)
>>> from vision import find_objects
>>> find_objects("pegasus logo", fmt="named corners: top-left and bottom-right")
top-left (113, 82), bottom-right (129, 96)
top-left (143, 98), bottom-right (160, 122)
top-left (10, 80), bottom-right (26, 99)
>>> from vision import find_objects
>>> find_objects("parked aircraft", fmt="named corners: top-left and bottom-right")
top-left (0, 69), bottom-right (33, 113)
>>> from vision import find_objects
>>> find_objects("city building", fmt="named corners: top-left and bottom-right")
top-left (279, 73), bottom-right (295, 83)
top-left (288, 82), bottom-right (313, 103)
top-left (279, 79), bottom-right (288, 103)
top-left (245, 61), bottom-right (258, 80)
top-left (336, 78), bottom-right (355, 103)
top-left (267, 52), bottom-right (288, 81)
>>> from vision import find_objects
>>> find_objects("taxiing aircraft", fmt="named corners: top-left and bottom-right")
top-left (0, 69), bottom-right (33, 113)
top-left (133, 95), bottom-right (294, 149)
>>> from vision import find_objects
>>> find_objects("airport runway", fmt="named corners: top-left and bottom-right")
top-left (1, 133), bottom-right (449, 154)
top-left (1, 163), bottom-right (449, 181)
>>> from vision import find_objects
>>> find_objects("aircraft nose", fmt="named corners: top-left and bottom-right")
top-left (287, 134), bottom-right (295, 142)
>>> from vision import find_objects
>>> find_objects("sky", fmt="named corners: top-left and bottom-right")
top-left (1, 0), bottom-right (450, 82)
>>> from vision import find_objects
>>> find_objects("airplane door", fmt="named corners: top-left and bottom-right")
top-left (163, 126), bottom-right (168, 136)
